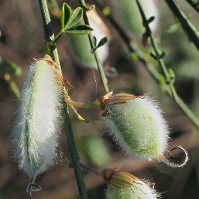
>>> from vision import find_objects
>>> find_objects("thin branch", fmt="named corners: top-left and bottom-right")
top-left (79, 0), bottom-right (109, 93)
top-left (136, 0), bottom-right (178, 100)
top-left (165, 0), bottom-right (199, 51)
top-left (94, 0), bottom-right (199, 130)
top-left (38, 1), bottom-right (88, 198)
top-left (185, 0), bottom-right (199, 13)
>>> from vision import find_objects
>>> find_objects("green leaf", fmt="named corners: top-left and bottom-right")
top-left (61, 3), bottom-right (71, 29)
top-left (144, 16), bottom-right (155, 27)
top-left (65, 7), bottom-right (83, 30)
top-left (147, 16), bottom-right (155, 24)
top-left (93, 36), bottom-right (97, 47)
top-left (97, 36), bottom-right (108, 48)
top-left (159, 52), bottom-right (166, 59)
top-left (150, 51), bottom-right (157, 60)
top-left (7, 61), bottom-right (22, 76)
top-left (167, 24), bottom-right (179, 33)
top-left (168, 68), bottom-right (175, 83)
top-left (66, 24), bottom-right (93, 35)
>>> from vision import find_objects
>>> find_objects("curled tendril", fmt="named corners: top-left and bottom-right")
top-left (28, 182), bottom-right (42, 197)
top-left (160, 145), bottom-right (189, 168)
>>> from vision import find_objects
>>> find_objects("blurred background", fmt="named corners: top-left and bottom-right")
top-left (0, 0), bottom-right (199, 198)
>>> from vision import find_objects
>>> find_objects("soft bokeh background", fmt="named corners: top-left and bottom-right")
top-left (0, 0), bottom-right (199, 198)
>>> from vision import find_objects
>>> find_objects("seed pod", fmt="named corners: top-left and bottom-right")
top-left (98, 92), bottom-right (188, 167)
top-left (102, 167), bottom-right (159, 199)
top-left (10, 55), bottom-right (64, 185)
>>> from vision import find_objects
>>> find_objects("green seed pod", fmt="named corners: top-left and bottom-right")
top-left (98, 92), bottom-right (188, 167)
top-left (11, 55), bottom-right (64, 188)
top-left (102, 167), bottom-right (159, 199)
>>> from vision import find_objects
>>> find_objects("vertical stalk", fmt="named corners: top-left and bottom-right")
top-left (38, 0), bottom-right (61, 72)
top-left (79, 0), bottom-right (109, 93)
top-left (38, 0), bottom-right (88, 198)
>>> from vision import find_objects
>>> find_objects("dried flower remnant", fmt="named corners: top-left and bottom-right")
top-left (10, 55), bottom-right (64, 193)
top-left (102, 167), bottom-right (159, 199)
top-left (98, 92), bottom-right (188, 167)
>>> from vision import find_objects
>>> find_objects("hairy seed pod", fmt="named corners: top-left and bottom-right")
top-left (98, 92), bottom-right (188, 167)
top-left (102, 168), bottom-right (159, 199)
top-left (11, 55), bottom-right (64, 183)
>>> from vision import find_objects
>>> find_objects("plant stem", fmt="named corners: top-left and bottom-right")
top-left (38, 0), bottom-right (61, 72)
top-left (165, 0), bottom-right (199, 51)
top-left (39, 1), bottom-right (88, 198)
top-left (64, 95), bottom-right (99, 109)
top-left (136, 0), bottom-right (178, 101)
top-left (79, 0), bottom-right (109, 93)
top-left (185, 0), bottom-right (199, 13)
top-left (94, 0), bottom-right (199, 130)
top-left (79, 162), bottom-right (99, 175)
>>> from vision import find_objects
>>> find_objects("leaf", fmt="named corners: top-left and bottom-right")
top-left (159, 52), bottom-right (166, 59)
top-left (66, 24), bottom-right (93, 35)
top-left (144, 16), bottom-right (155, 27)
top-left (168, 68), bottom-right (175, 83)
top-left (147, 16), bottom-right (155, 24)
top-left (61, 3), bottom-right (71, 29)
top-left (93, 36), bottom-right (97, 47)
top-left (97, 36), bottom-right (108, 48)
top-left (150, 52), bottom-right (157, 60)
top-left (167, 24), bottom-right (179, 33)
top-left (65, 7), bottom-right (83, 30)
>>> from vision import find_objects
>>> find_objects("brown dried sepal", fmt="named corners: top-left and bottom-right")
top-left (98, 92), bottom-right (143, 117)
top-left (102, 168), bottom-right (140, 189)
top-left (35, 55), bottom-right (75, 91)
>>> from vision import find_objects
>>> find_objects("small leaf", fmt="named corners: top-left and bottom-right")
top-left (38, 47), bottom-right (47, 53)
top-left (144, 16), bottom-right (155, 27)
top-left (187, 14), bottom-right (192, 20)
top-left (61, 3), bottom-right (71, 29)
top-left (168, 68), bottom-right (175, 83)
top-left (147, 16), bottom-right (155, 24)
top-left (93, 36), bottom-right (97, 47)
top-left (66, 24), bottom-right (93, 35)
top-left (167, 24), bottom-right (179, 33)
top-left (97, 36), bottom-right (108, 48)
top-left (159, 52), bottom-right (166, 59)
top-left (7, 61), bottom-right (22, 76)
top-left (65, 7), bottom-right (83, 30)
top-left (150, 52), bottom-right (157, 60)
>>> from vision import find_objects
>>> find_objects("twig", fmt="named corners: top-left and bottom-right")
top-left (94, 0), bottom-right (199, 130)
top-left (38, 1), bottom-right (88, 198)
top-left (185, 0), bottom-right (199, 13)
top-left (165, 0), bottom-right (199, 51)
top-left (79, 0), bottom-right (109, 93)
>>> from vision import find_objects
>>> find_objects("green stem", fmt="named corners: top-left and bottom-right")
top-left (52, 29), bottom-right (64, 44)
top-left (136, 0), bottom-right (170, 83)
top-left (39, 1), bottom-right (88, 198)
top-left (185, 0), bottom-right (199, 13)
top-left (94, 0), bottom-right (199, 130)
top-left (136, 0), bottom-right (178, 101)
top-left (79, 162), bottom-right (99, 175)
top-left (79, 0), bottom-right (109, 93)
top-left (38, 0), bottom-right (61, 72)
top-left (64, 97), bottom-right (99, 109)
top-left (165, 0), bottom-right (199, 51)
